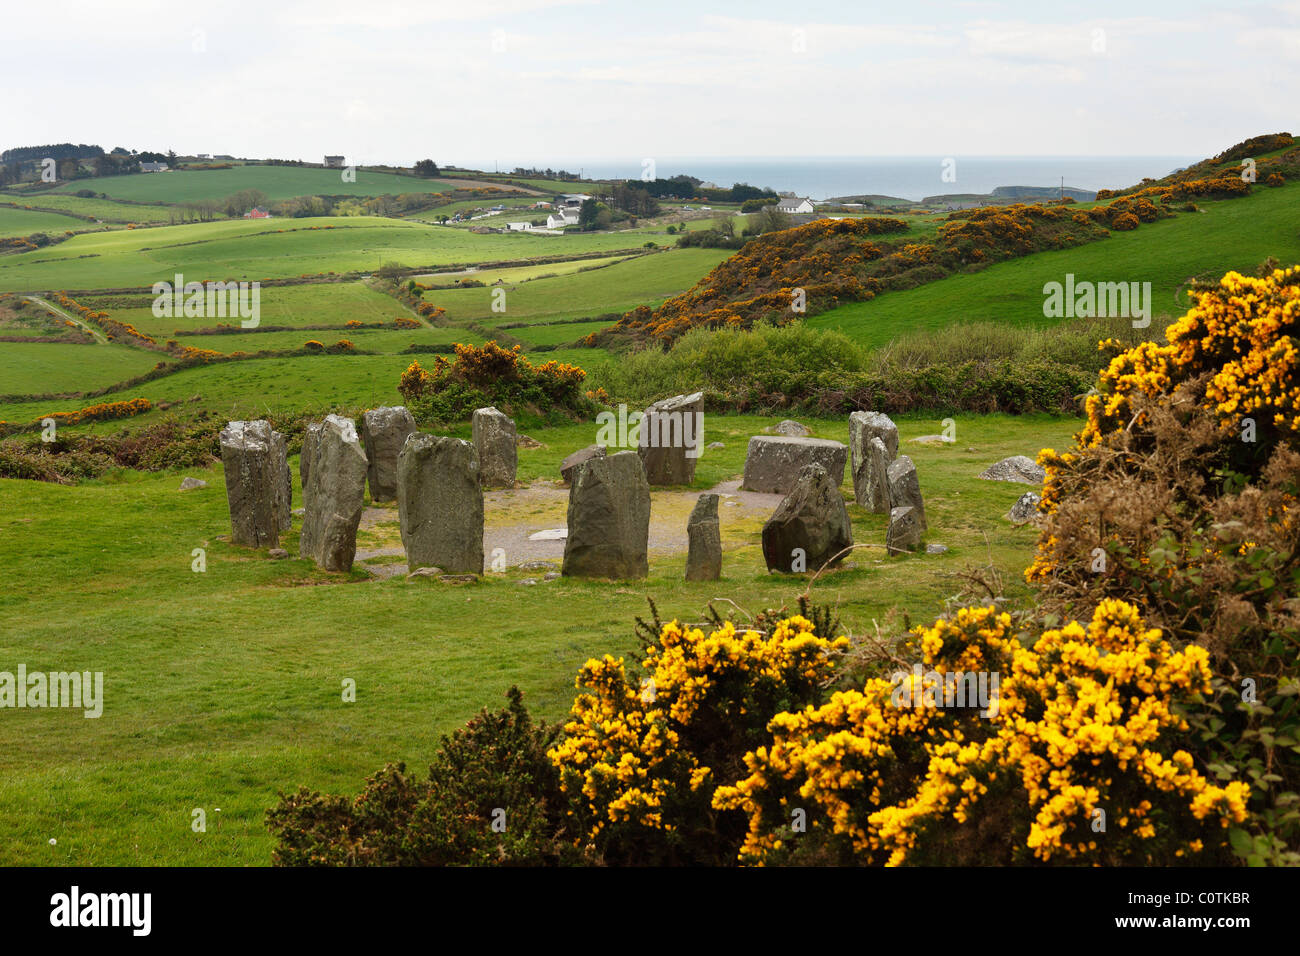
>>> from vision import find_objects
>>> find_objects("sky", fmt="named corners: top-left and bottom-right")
top-left (4, 0), bottom-right (1297, 168)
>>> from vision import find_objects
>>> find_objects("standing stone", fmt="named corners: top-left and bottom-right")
top-left (774, 420), bottom-right (810, 437)
top-left (361, 406), bottom-right (416, 502)
top-left (472, 406), bottom-right (517, 489)
top-left (397, 434), bottom-right (484, 575)
top-left (219, 420), bottom-right (279, 548)
top-left (270, 429), bottom-right (292, 531)
top-left (562, 451), bottom-right (650, 579)
top-left (560, 444), bottom-right (606, 484)
top-left (742, 436), bottom-right (848, 495)
top-left (886, 505), bottom-right (922, 554)
top-left (853, 436), bottom-right (892, 513)
top-left (685, 493), bottom-right (722, 581)
top-left (300, 421), bottom-right (323, 490)
top-left (761, 463), bottom-right (853, 574)
top-left (849, 410), bottom-right (899, 461)
top-left (887, 455), bottom-right (927, 531)
top-left (638, 391), bottom-right (704, 485)
top-left (299, 414), bottom-right (368, 572)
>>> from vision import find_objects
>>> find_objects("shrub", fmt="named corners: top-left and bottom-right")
top-left (548, 608), bottom-right (850, 865)
top-left (266, 688), bottom-right (584, 866)
top-left (715, 602), bottom-right (1247, 865)
top-left (1111, 211), bottom-right (1139, 231)
top-left (397, 341), bottom-right (593, 424)
top-left (1028, 265), bottom-right (1300, 864)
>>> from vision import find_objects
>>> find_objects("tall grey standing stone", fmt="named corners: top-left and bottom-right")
top-left (300, 421), bottom-right (323, 491)
top-left (271, 429), bottom-right (292, 531)
top-left (562, 451), bottom-right (650, 579)
top-left (299, 414), bottom-right (368, 572)
top-left (685, 493), bottom-right (722, 581)
top-left (219, 420), bottom-right (279, 549)
top-left (886, 505), bottom-right (922, 554)
top-left (854, 436), bottom-right (892, 513)
top-left (886, 455), bottom-right (927, 531)
top-left (397, 434), bottom-right (484, 575)
top-left (560, 444), bottom-right (605, 484)
top-left (361, 406), bottom-right (416, 502)
top-left (850, 411), bottom-right (898, 511)
top-left (849, 410), bottom-right (899, 461)
top-left (638, 391), bottom-right (704, 485)
top-left (472, 406), bottom-right (517, 489)
top-left (742, 436), bottom-right (848, 495)
top-left (761, 463), bottom-right (853, 574)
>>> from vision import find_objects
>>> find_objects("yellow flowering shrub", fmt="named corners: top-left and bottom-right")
top-left (714, 602), bottom-right (1248, 866)
top-left (548, 615), bottom-right (849, 865)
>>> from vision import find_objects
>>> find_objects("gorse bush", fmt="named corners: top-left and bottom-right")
top-left (397, 340), bottom-right (594, 424)
top-left (715, 602), bottom-right (1247, 866)
top-left (1028, 265), bottom-right (1300, 864)
top-left (547, 612), bottom-right (851, 865)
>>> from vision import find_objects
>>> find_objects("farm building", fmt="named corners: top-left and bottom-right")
top-left (505, 222), bottom-right (533, 231)
top-left (139, 162), bottom-right (168, 172)
top-left (773, 197), bottom-right (815, 214)
top-left (324, 155), bottom-right (346, 168)
top-left (243, 207), bottom-right (272, 219)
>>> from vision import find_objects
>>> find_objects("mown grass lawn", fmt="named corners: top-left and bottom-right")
top-left (0, 411), bottom-right (1077, 865)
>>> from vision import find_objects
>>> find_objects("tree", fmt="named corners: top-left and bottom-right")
top-left (414, 159), bottom-right (440, 178)
top-left (578, 198), bottom-right (601, 231)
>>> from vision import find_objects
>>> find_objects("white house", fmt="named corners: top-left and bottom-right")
top-left (546, 209), bottom-right (580, 229)
top-left (505, 221), bottom-right (533, 231)
top-left (139, 161), bottom-right (168, 173)
top-left (774, 197), bottom-right (815, 214)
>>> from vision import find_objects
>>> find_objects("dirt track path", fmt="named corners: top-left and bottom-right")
top-left (352, 478), bottom-right (784, 578)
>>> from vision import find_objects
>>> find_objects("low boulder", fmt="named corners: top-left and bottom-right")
top-left (886, 505), bottom-right (922, 554)
top-left (886, 455), bottom-right (927, 530)
top-left (978, 455), bottom-right (1046, 484)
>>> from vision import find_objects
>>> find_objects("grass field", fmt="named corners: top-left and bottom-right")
top-left (0, 217), bottom-right (670, 291)
top-left (0, 341), bottom-right (162, 397)
top-left (430, 248), bottom-right (732, 326)
top-left (45, 166), bottom-right (516, 204)
top-left (808, 183), bottom-right (1300, 349)
top-left (0, 411), bottom-right (1076, 865)
top-left (2, 194), bottom-right (179, 224)
top-left (0, 206), bottom-right (89, 238)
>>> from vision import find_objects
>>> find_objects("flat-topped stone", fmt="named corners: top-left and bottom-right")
top-left (742, 435), bottom-right (847, 496)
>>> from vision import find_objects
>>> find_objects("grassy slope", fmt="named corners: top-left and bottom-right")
top-left (808, 182), bottom-right (1300, 349)
top-left (0, 207), bottom-right (89, 237)
top-left (0, 341), bottom-right (162, 397)
top-left (2, 194), bottom-right (177, 223)
top-left (0, 411), bottom-right (1076, 865)
top-left (46, 167), bottom-right (493, 203)
top-left (432, 248), bottom-right (733, 326)
top-left (0, 218), bottom-right (670, 291)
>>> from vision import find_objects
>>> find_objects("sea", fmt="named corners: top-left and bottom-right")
top-left (507, 156), bottom-right (1202, 202)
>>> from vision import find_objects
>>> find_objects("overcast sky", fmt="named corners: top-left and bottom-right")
top-left (5, 0), bottom-right (1296, 167)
